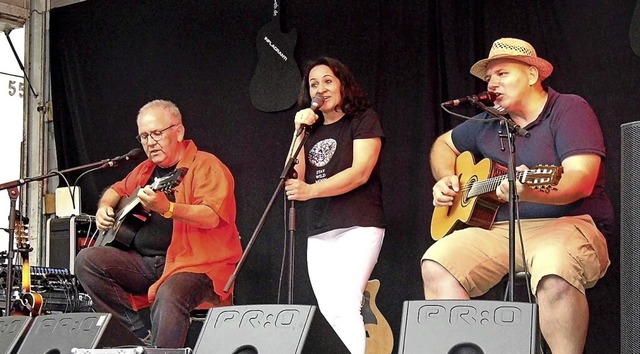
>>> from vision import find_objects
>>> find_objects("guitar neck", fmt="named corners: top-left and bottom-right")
top-left (467, 171), bottom-right (527, 198)
top-left (21, 253), bottom-right (32, 293)
top-left (117, 196), bottom-right (142, 219)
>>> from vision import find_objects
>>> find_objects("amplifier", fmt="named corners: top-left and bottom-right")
top-left (71, 348), bottom-right (192, 354)
top-left (46, 215), bottom-right (96, 273)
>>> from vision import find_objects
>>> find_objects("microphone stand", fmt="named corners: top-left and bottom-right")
top-left (472, 101), bottom-right (529, 301)
top-left (287, 180), bottom-right (298, 303)
top-left (224, 127), bottom-right (310, 304)
top-left (0, 156), bottom-right (124, 316)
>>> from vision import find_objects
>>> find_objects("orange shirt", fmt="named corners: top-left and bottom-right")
top-left (111, 140), bottom-right (242, 304)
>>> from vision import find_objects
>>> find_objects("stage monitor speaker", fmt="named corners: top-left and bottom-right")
top-left (0, 316), bottom-right (32, 354)
top-left (398, 300), bottom-right (538, 354)
top-left (193, 304), bottom-right (316, 354)
top-left (621, 121), bottom-right (640, 352)
top-left (16, 312), bottom-right (143, 354)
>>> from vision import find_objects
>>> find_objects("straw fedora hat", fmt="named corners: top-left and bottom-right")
top-left (469, 38), bottom-right (554, 81)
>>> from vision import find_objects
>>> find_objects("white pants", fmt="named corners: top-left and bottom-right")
top-left (307, 226), bottom-right (385, 354)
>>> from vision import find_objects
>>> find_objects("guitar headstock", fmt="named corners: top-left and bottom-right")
top-left (13, 211), bottom-right (31, 252)
top-left (521, 165), bottom-right (564, 193)
top-left (150, 167), bottom-right (189, 194)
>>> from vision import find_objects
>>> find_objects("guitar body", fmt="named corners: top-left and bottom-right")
top-left (363, 279), bottom-right (393, 354)
top-left (430, 151), bottom-right (562, 240)
top-left (431, 152), bottom-right (503, 240)
top-left (249, 3), bottom-right (301, 112)
top-left (10, 291), bottom-right (43, 317)
top-left (93, 167), bottom-right (187, 249)
top-left (94, 193), bottom-right (149, 249)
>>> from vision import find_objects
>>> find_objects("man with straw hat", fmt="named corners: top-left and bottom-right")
top-left (422, 38), bottom-right (612, 353)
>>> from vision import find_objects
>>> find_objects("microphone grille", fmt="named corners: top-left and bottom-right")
top-left (127, 148), bottom-right (145, 159)
top-left (483, 91), bottom-right (498, 102)
top-left (311, 95), bottom-right (325, 109)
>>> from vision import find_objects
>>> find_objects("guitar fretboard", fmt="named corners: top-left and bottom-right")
top-left (466, 167), bottom-right (559, 198)
top-left (466, 171), bottom-right (526, 198)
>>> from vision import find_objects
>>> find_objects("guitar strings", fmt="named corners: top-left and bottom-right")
top-left (459, 168), bottom-right (555, 194)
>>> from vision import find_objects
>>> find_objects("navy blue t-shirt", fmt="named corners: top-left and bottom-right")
top-left (451, 87), bottom-right (614, 235)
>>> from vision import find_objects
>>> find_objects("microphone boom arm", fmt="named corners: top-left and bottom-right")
top-left (471, 101), bottom-right (530, 137)
top-left (0, 158), bottom-right (111, 191)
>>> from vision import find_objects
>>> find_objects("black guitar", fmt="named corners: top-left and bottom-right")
top-left (93, 167), bottom-right (188, 249)
top-left (631, 0), bottom-right (640, 57)
top-left (249, 0), bottom-right (301, 112)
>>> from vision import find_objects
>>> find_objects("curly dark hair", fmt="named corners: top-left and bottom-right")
top-left (297, 57), bottom-right (371, 115)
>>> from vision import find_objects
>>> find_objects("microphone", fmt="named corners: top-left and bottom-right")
top-left (299, 95), bottom-right (325, 134)
top-left (104, 148), bottom-right (145, 167)
top-left (442, 91), bottom-right (497, 107)
top-left (310, 94), bottom-right (325, 111)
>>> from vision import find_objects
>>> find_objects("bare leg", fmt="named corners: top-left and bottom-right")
top-left (537, 275), bottom-right (588, 354)
top-left (421, 260), bottom-right (470, 300)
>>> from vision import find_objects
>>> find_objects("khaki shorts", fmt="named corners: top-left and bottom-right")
top-left (422, 215), bottom-right (610, 297)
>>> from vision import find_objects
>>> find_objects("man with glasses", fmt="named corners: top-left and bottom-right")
top-left (75, 99), bottom-right (243, 348)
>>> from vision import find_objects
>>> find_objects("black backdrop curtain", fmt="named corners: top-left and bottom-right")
top-left (48, 0), bottom-right (640, 352)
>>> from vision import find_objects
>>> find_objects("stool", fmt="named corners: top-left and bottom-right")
top-left (501, 271), bottom-right (534, 302)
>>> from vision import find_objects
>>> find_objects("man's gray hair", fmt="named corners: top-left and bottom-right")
top-left (137, 99), bottom-right (182, 123)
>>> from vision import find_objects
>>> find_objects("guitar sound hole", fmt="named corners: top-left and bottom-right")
top-left (461, 176), bottom-right (477, 207)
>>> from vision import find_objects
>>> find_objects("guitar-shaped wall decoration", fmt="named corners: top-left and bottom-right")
top-left (431, 151), bottom-right (563, 240)
top-left (11, 216), bottom-right (44, 317)
top-left (249, 0), bottom-right (301, 112)
top-left (630, 0), bottom-right (640, 57)
top-left (362, 279), bottom-right (394, 354)
top-left (93, 167), bottom-right (188, 249)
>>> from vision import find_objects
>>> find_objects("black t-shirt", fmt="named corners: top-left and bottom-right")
top-left (302, 108), bottom-right (385, 236)
top-left (132, 165), bottom-right (176, 256)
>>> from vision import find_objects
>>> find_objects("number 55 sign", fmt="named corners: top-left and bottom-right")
top-left (6, 78), bottom-right (24, 98)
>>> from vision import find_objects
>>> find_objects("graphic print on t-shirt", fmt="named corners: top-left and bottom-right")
top-left (308, 138), bottom-right (337, 181)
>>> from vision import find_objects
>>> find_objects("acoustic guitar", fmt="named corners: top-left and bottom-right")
top-left (249, 0), bottom-right (301, 112)
top-left (93, 167), bottom-right (188, 249)
top-left (363, 279), bottom-right (393, 354)
top-left (11, 216), bottom-right (44, 317)
top-left (431, 151), bottom-right (563, 240)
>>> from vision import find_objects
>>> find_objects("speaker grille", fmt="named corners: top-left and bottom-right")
top-left (621, 121), bottom-right (640, 352)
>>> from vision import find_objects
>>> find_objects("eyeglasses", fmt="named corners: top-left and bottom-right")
top-left (135, 124), bottom-right (178, 143)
